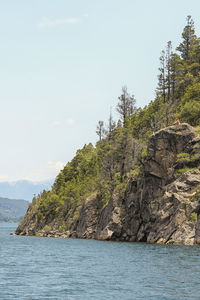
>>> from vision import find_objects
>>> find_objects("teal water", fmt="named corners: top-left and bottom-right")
top-left (0, 223), bottom-right (200, 300)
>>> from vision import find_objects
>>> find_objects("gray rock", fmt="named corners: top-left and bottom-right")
top-left (15, 123), bottom-right (200, 245)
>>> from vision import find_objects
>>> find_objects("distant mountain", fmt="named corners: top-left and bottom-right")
top-left (0, 197), bottom-right (29, 222)
top-left (0, 180), bottom-right (53, 202)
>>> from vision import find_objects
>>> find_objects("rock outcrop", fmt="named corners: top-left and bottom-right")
top-left (15, 123), bottom-right (200, 245)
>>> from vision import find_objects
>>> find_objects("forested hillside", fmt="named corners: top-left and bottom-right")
top-left (0, 197), bottom-right (29, 222)
top-left (16, 16), bottom-right (200, 244)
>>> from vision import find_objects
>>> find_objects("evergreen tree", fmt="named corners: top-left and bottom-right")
top-left (108, 109), bottom-right (116, 139)
top-left (170, 53), bottom-right (182, 101)
top-left (157, 50), bottom-right (166, 102)
top-left (166, 41), bottom-right (172, 102)
top-left (96, 121), bottom-right (105, 141)
top-left (116, 86), bottom-right (136, 125)
top-left (176, 15), bottom-right (197, 61)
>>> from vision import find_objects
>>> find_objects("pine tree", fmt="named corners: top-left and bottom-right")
top-left (166, 41), bottom-right (172, 102)
top-left (96, 121), bottom-right (104, 141)
top-left (176, 15), bottom-right (197, 61)
top-left (108, 109), bottom-right (116, 139)
top-left (116, 86), bottom-right (136, 125)
top-left (170, 53), bottom-right (181, 101)
top-left (157, 50), bottom-right (166, 102)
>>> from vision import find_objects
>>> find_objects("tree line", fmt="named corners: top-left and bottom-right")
top-left (96, 15), bottom-right (200, 140)
top-left (30, 16), bottom-right (200, 228)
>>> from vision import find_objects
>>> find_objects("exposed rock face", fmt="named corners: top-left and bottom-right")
top-left (145, 123), bottom-right (194, 181)
top-left (137, 170), bottom-right (200, 245)
top-left (134, 123), bottom-right (200, 245)
top-left (16, 123), bottom-right (200, 245)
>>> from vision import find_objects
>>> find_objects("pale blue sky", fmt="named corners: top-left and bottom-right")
top-left (0, 0), bottom-right (200, 182)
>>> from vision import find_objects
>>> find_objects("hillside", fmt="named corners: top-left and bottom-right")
top-left (15, 16), bottom-right (200, 244)
top-left (0, 197), bottom-right (29, 222)
top-left (15, 123), bottom-right (200, 244)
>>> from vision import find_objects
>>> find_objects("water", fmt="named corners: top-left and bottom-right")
top-left (0, 223), bottom-right (200, 300)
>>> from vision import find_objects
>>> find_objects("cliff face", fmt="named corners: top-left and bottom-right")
top-left (16, 123), bottom-right (200, 245)
top-left (134, 124), bottom-right (200, 245)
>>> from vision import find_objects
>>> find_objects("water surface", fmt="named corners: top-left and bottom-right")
top-left (0, 223), bottom-right (200, 299)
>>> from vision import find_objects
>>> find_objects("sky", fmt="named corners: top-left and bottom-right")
top-left (0, 0), bottom-right (200, 182)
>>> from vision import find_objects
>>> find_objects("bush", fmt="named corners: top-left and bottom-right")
top-left (178, 100), bottom-right (200, 126)
top-left (177, 152), bottom-right (190, 162)
top-left (177, 83), bottom-right (200, 126)
top-left (175, 167), bottom-right (197, 176)
top-left (190, 212), bottom-right (197, 222)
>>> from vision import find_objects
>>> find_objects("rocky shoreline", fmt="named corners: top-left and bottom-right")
top-left (15, 124), bottom-right (200, 245)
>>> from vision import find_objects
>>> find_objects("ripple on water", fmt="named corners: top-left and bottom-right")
top-left (1, 223), bottom-right (200, 299)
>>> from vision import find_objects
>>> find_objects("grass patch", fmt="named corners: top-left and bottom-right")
top-left (175, 167), bottom-right (197, 176)
top-left (190, 153), bottom-right (200, 161)
top-left (176, 152), bottom-right (200, 165)
top-left (141, 147), bottom-right (148, 161)
top-left (193, 143), bottom-right (200, 149)
top-left (43, 224), bottom-right (51, 232)
top-left (177, 152), bottom-right (190, 163)
top-left (190, 212), bottom-right (197, 222)
top-left (58, 220), bottom-right (67, 232)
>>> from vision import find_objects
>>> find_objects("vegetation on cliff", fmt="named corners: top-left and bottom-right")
top-left (16, 16), bottom-right (200, 243)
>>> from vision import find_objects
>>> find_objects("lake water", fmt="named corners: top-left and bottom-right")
top-left (1, 223), bottom-right (200, 300)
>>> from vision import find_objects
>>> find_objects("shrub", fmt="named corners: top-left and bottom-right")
top-left (190, 212), bottom-right (197, 222)
top-left (177, 152), bottom-right (190, 162)
top-left (175, 167), bottom-right (197, 176)
top-left (177, 83), bottom-right (200, 126)
top-left (141, 147), bottom-right (148, 161)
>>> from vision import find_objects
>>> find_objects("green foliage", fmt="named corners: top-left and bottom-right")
top-left (115, 182), bottom-right (127, 198)
top-left (175, 167), bottom-right (197, 176)
top-left (117, 86), bottom-right (136, 125)
top-left (194, 126), bottom-right (200, 137)
top-left (190, 153), bottom-right (200, 161)
top-left (131, 97), bottom-right (163, 138)
top-left (177, 152), bottom-right (190, 162)
top-left (54, 143), bottom-right (98, 191)
top-left (53, 143), bottom-right (99, 198)
top-left (130, 166), bottom-right (142, 179)
top-left (177, 83), bottom-right (200, 126)
top-left (99, 189), bottom-right (111, 208)
top-left (34, 143), bottom-right (100, 223)
top-left (190, 212), bottom-right (197, 222)
top-left (176, 16), bottom-right (197, 61)
top-left (38, 191), bottom-right (64, 216)
top-left (178, 99), bottom-right (200, 126)
top-left (28, 16), bottom-right (200, 235)
top-left (58, 220), bottom-right (67, 232)
top-left (141, 147), bottom-right (148, 161)
top-left (176, 152), bottom-right (200, 167)
top-left (43, 224), bottom-right (51, 232)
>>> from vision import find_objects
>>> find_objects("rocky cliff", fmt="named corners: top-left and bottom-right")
top-left (15, 123), bottom-right (200, 245)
